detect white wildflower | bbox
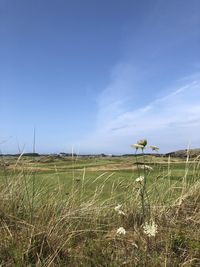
[116,227,126,235]
[131,139,147,150]
[144,165,153,170]
[114,204,125,215]
[118,210,125,215]
[135,176,144,182]
[143,220,158,237]
[114,204,122,212]
[131,143,144,150]
[131,242,138,249]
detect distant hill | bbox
[165,148,200,158]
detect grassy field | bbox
[0,154,199,266]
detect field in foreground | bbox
[0,154,200,266]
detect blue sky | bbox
[1,0,200,154]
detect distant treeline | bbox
[1,149,200,158]
[0,153,40,157]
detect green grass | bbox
[0,154,199,266]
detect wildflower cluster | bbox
[131,139,159,152]
[131,139,147,151]
[143,220,158,237]
[131,139,159,222]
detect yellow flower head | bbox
[137,139,147,147]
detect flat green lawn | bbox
[0,155,197,204]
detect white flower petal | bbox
[136,176,144,182]
[116,227,126,235]
[118,210,125,215]
[114,204,122,211]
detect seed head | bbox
[137,139,147,147]
[150,145,159,151]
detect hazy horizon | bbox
[1,0,200,154]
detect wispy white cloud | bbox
[75,69,200,154]
[96,63,135,129]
